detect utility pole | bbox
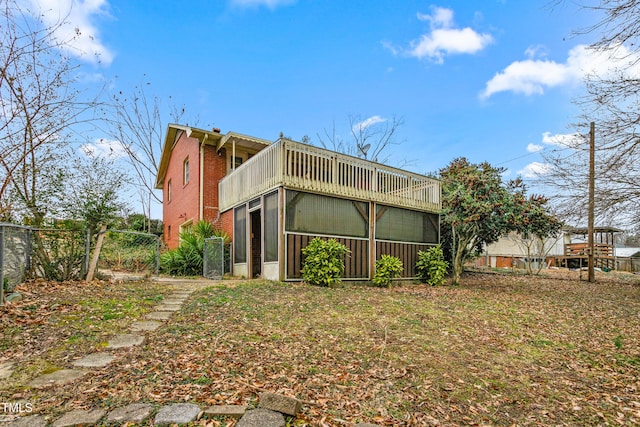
[588,122,595,283]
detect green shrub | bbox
[372,254,403,287]
[301,238,349,287]
[416,245,448,286]
[160,221,228,276]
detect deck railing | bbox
[564,243,614,257]
[219,139,441,212]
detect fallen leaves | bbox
[2,273,640,425]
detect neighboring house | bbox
[615,247,640,273]
[474,232,564,269]
[155,124,441,281]
[476,226,631,271]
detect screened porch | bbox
[218,138,441,213]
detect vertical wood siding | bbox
[375,241,433,278]
[286,234,369,280]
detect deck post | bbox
[279,188,286,281]
[587,122,595,282]
[369,201,376,280]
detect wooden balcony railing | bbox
[219,139,441,212]
[564,243,614,257]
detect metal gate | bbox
[203,237,225,279]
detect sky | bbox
[20,0,625,218]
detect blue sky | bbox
[24,0,619,217]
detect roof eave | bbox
[155,124,225,189]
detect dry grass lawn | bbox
[1,270,640,426]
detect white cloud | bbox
[524,44,548,59]
[76,71,106,83]
[81,138,127,159]
[481,43,640,99]
[417,6,454,27]
[542,131,584,149]
[23,0,114,65]
[518,162,552,178]
[352,115,386,132]
[230,0,296,8]
[527,143,544,153]
[391,7,492,64]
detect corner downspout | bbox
[199,134,208,221]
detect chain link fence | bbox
[98,229,160,277]
[1,223,161,304]
[0,224,31,298]
[31,227,90,282]
[203,236,226,279]
[0,223,89,303]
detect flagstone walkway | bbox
[1,279,249,426]
[1,278,381,427]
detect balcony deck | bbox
[553,243,616,270]
[219,139,441,213]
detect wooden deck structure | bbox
[553,227,621,270]
[219,137,441,281]
[219,138,440,212]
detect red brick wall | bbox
[163,132,201,249]
[163,138,236,249]
[202,146,227,232]
[201,145,233,239]
[219,209,234,240]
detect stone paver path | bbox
[237,409,285,427]
[130,320,163,332]
[71,352,114,368]
[3,279,354,426]
[5,414,48,427]
[154,403,201,426]
[52,409,105,427]
[155,304,182,311]
[204,404,247,419]
[145,311,172,320]
[28,369,89,387]
[105,403,154,424]
[0,362,15,379]
[105,334,145,349]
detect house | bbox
[615,247,640,273]
[155,124,442,281]
[474,231,564,269]
[475,226,630,271]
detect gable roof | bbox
[155,124,271,189]
[615,247,640,258]
[566,226,624,235]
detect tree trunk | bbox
[86,225,107,282]
[452,242,466,285]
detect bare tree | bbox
[316,114,405,165]
[543,1,640,228]
[0,0,100,224]
[102,82,190,230]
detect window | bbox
[375,205,439,244]
[285,191,368,238]
[234,205,247,263]
[233,156,243,169]
[183,157,190,185]
[167,225,172,240]
[167,179,172,202]
[264,191,278,262]
[180,220,193,234]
